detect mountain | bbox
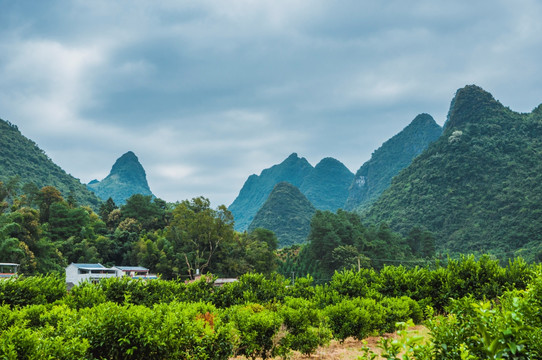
[345,113,442,211]
[229,153,354,231]
[229,153,314,231]
[363,85,542,258]
[0,118,101,208]
[87,151,153,205]
[248,182,316,247]
[300,157,354,211]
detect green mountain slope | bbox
[229,153,354,231]
[0,118,101,208]
[363,85,542,258]
[248,182,316,247]
[229,153,314,231]
[345,113,442,211]
[87,151,153,205]
[300,157,354,211]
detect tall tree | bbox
[166,197,235,279]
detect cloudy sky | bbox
[1,1,541,206]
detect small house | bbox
[113,266,158,280]
[0,263,19,279]
[65,263,117,289]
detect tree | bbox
[121,194,167,231]
[0,214,24,262]
[37,186,64,223]
[99,197,117,222]
[407,226,436,258]
[166,197,235,279]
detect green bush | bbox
[214,273,288,308]
[0,275,65,307]
[280,297,331,356]
[65,301,235,360]
[225,303,285,360]
[0,326,89,360]
[325,297,384,341]
[64,281,106,309]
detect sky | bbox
[1,0,542,207]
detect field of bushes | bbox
[1,255,542,359]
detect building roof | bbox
[115,266,149,271]
[70,263,107,269]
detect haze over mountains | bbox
[229,113,443,237]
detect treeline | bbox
[279,209,435,281]
[0,255,540,358]
[0,180,277,278]
[1,179,433,280]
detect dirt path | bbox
[232,325,429,360]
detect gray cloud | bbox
[1,0,542,206]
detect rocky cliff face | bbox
[87,151,153,205]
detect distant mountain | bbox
[229,153,314,231]
[248,182,316,248]
[87,151,153,205]
[345,113,442,211]
[363,85,542,258]
[0,118,101,208]
[229,153,353,231]
[300,157,354,211]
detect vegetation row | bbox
[1,255,541,359]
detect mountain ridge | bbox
[0,118,101,208]
[344,113,442,210]
[363,85,542,258]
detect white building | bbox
[65,263,118,288]
[0,263,19,279]
[112,266,157,280]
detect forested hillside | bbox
[300,157,354,211]
[345,113,442,211]
[87,151,154,205]
[0,118,101,208]
[363,85,542,258]
[248,182,316,247]
[229,153,353,232]
[229,153,314,231]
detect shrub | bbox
[280,297,332,356]
[0,275,65,307]
[225,303,285,360]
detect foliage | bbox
[166,197,236,279]
[248,182,316,247]
[229,153,353,232]
[345,113,442,211]
[0,275,66,307]
[363,85,542,257]
[299,157,354,211]
[0,119,100,209]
